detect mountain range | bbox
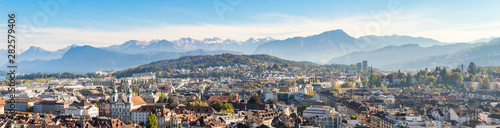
[381,38,500,70]
[253,29,444,63]
[18,45,77,62]
[2,46,241,73]
[106,37,274,54]
[1,29,498,73]
[327,43,479,67]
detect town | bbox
[0,60,500,128]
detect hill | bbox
[381,38,500,70]
[113,53,319,78]
[328,43,477,67]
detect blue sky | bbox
[1,0,500,51]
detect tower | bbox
[362,60,368,72]
[112,87,118,102]
[357,63,362,72]
[127,88,133,103]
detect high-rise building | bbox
[362,60,368,72]
[356,63,362,72]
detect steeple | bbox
[127,88,132,95]
[112,87,118,102]
[127,88,133,103]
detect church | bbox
[110,87,147,123]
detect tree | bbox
[426,76,436,85]
[272,64,281,70]
[167,96,174,103]
[451,72,464,87]
[146,113,157,128]
[332,82,341,88]
[157,93,167,103]
[369,74,379,87]
[467,75,476,82]
[296,78,306,84]
[475,77,483,83]
[341,82,354,88]
[467,62,477,74]
[440,67,448,83]
[189,101,209,107]
[451,68,461,73]
[117,84,127,91]
[220,103,234,113]
[381,84,388,93]
[248,95,263,104]
[350,115,357,119]
[211,101,224,111]
[132,87,141,93]
[385,74,395,84]
[483,76,491,89]
[362,79,369,87]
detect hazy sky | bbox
[1,0,500,51]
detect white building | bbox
[131,104,179,127]
[111,88,147,124]
[65,101,99,117]
[302,105,335,118]
[311,112,343,128]
[263,91,275,102]
[215,112,245,125]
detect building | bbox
[311,112,343,128]
[362,60,368,72]
[0,98,4,114]
[302,104,335,119]
[65,101,99,118]
[132,104,179,128]
[141,92,160,103]
[255,108,279,126]
[357,63,363,72]
[95,99,112,117]
[4,98,42,112]
[111,88,147,124]
[88,93,110,100]
[33,100,69,115]
[464,82,482,89]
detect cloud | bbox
[2,10,500,51]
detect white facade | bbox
[303,106,335,119]
[264,91,275,101]
[111,88,146,124]
[65,102,99,117]
[311,112,343,128]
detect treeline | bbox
[18,72,108,79]
[113,53,360,78]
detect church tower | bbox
[112,87,118,102]
[127,88,133,103]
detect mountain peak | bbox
[322,29,348,35]
[316,29,353,40]
[27,46,48,52]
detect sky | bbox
[1,0,500,51]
